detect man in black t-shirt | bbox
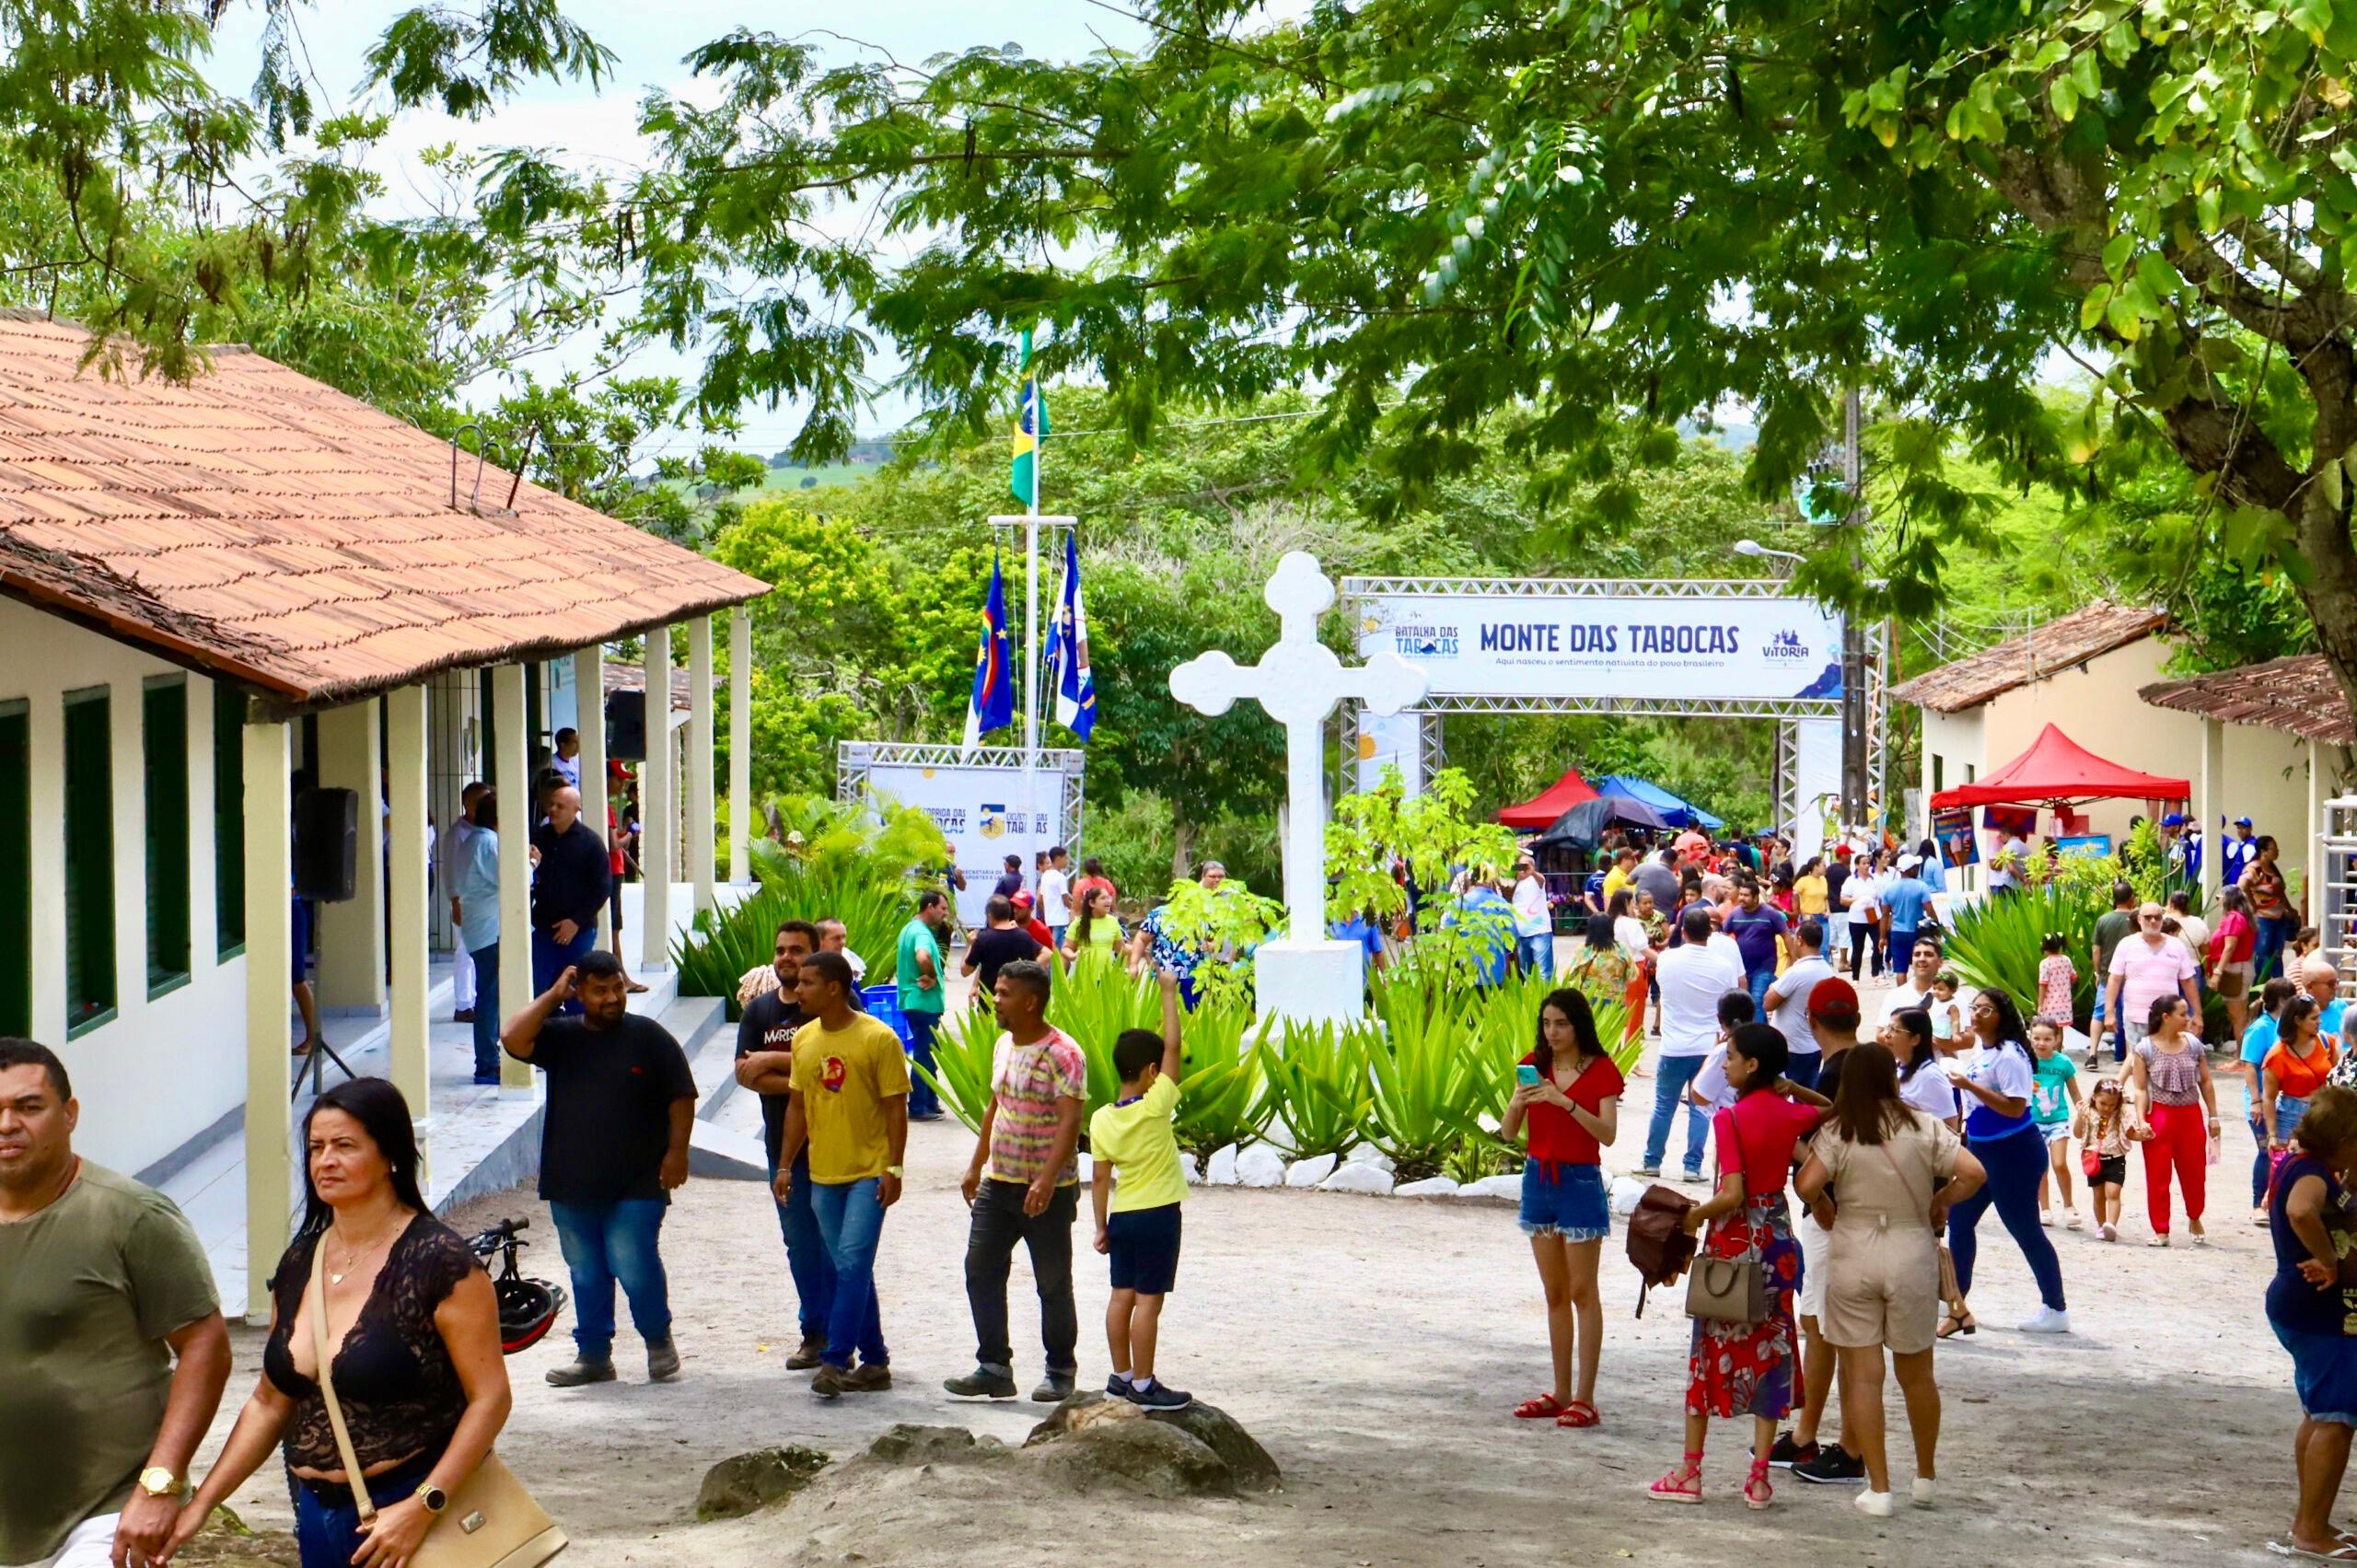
[530,785,612,1014]
[734,919,834,1369]
[504,949,696,1387]
[960,896,1052,998]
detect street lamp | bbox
[1732,539,1806,576]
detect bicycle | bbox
[465,1218,567,1355]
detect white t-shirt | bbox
[1881,977,1977,1029]
[1705,931,1744,970]
[1038,868,1072,923]
[1766,955,1837,1058]
[1898,1060,1961,1121]
[1512,875,1550,938]
[1616,916,1653,960]
[1956,1040,2036,1101]
[552,753,580,787]
[1988,835,2026,889]
[1848,876,1881,924]
[1655,943,1745,1057]
[1691,1044,1739,1111]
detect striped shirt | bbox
[988,1027,1088,1186]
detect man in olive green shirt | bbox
[0,1040,228,1568]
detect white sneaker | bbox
[1855,1489,1895,1517]
[2018,1307,2072,1334]
[2099,1223,2118,1242]
[2039,1211,2055,1227]
[1912,1477,1937,1506]
[2065,1212,2084,1230]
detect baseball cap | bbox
[2160,811,2186,827]
[1807,975,1861,1020]
[2234,815,2254,827]
[1012,889,1036,909]
[1833,843,1853,858]
[607,758,631,781]
[1898,854,1922,872]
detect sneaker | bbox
[785,1332,827,1371]
[453,1008,475,1023]
[1794,1444,1866,1485]
[1855,1489,1895,1517]
[2065,1212,2084,1230]
[2039,1210,2055,1228]
[943,1367,1019,1401]
[843,1362,892,1392]
[1634,1167,1662,1179]
[646,1338,681,1383]
[1032,1372,1076,1403]
[1128,1380,1192,1411]
[811,1364,848,1399]
[471,1074,502,1086]
[1678,1168,1706,1185]
[1106,1372,1133,1398]
[2018,1307,2073,1334]
[1761,1433,1817,1469]
[544,1355,616,1388]
[2099,1223,2119,1242]
[1912,1476,1938,1506]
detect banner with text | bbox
[1353,589,1847,703]
[844,747,1084,928]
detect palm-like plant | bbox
[1174,997,1278,1156]
[1260,1019,1376,1160]
[674,862,913,1016]
[1944,883,2107,1024]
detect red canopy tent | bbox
[1927,723,2190,810]
[1498,765,1601,830]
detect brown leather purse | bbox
[307,1239,566,1567]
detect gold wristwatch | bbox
[418,1483,450,1515]
[137,1467,178,1498]
[886,1164,905,1178]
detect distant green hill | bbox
[662,451,889,502]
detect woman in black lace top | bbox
[170,1079,511,1567]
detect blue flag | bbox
[961,550,1016,751]
[1044,530,1097,741]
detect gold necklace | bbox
[325,1217,401,1285]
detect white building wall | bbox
[0,597,246,1176]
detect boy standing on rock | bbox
[1089,972,1191,1411]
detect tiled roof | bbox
[1890,600,2167,714]
[0,311,766,709]
[2139,654,2355,744]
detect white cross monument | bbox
[1168,552,1429,1026]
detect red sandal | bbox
[1648,1454,1702,1504]
[1744,1458,1774,1510]
[1514,1394,1568,1420]
[1555,1400,1600,1429]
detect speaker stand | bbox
[291,1036,359,1101]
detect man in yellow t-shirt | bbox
[1600,846,1637,915]
[1087,973,1191,1411]
[778,951,909,1398]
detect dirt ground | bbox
[192,990,2314,1567]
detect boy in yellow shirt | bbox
[1089,972,1190,1410]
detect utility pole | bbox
[1840,385,1872,830]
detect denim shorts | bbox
[1108,1202,1183,1295]
[2276,1318,2357,1426]
[1519,1161,1608,1241]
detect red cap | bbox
[1832,842,1853,857]
[607,759,632,781]
[1012,890,1035,909]
[1807,975,1860,1019]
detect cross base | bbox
[1254,939,1365,1032]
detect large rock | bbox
[864,1424,1007,1466]
[1235,1144,1287,1188]
[1028,1392,1281,1493]
[1204,1144,1241,1185]
[1341,1145,1397,1174]
[1395,1175,1460,1198]
[1318,1162,1395,1196]
[1284,1153,1339,1188]
[1178,1150,1202,1185]
[1035,1414,1237,1498]
[1458,1172,1524,1201]
[696,1446,830,1520]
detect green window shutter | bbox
[144,679,191,995]
[0,701,28,1037]
[63,687,116,1036]
[214,685,247,957]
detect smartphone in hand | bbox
[1515,1063,1542,1087]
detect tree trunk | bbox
[1171,807,1195,884]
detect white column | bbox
[689,614,717,914]
[493,666,534,1093]
[728,608,751,886]
[2200,716,2226,909]
[313,699,385,1012]
[2311,739,2327,925]
[640,630,674,972]
[575,645,610,947]
[241,716,292,1322]
[386,686,432,1174]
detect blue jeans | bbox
[1948,1125,2066,1311]
[810,1178,889,1369]
[468,941,501,1078]
[549,1198,672,1358]
[2257,914,2298,983]
[1745,969,1775,1015]
[1644,1053,1711,1176]
[294,1451,434,1568]
[1516,932,1554,979]
[771,1147,835,1340]
[533,923,597,1014]
[904,1009,943,1119]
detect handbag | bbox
[1684,1112,1769,1325]
[307,1239,566,1568]
[2081,1147,2102,1179]
[1625,1183,1699,1318]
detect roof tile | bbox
[1891,601,2167,714]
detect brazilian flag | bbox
[1009,328,1049,507]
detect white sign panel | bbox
[1353,589,1846,703]
[845,748,1082,928]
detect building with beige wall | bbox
[1897,602,2322,900]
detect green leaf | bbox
[2050,77,2080,122]
[2080,283,2114,331]
[2102,233,2134,276]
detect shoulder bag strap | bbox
[1721,1106,1761,1262]
[307,1238,378,1524]
[1874,1129,1935,1223]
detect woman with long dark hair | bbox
[171,1080,512,1567]
[1795,1044,1986,1515]
[1502,989,1623,1430]
[1944,990,2070,1332]
[1652,1025,1821,1510]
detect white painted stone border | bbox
[1185,1140,1656,1213]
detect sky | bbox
[203,1,1180,451]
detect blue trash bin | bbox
[860,984,912,1048]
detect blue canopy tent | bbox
[1594,775,1724,830]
